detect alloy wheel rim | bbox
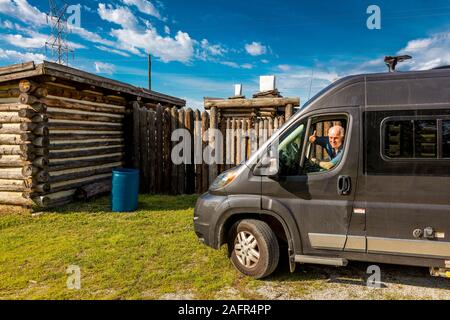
[234,231,260,268]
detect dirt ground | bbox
[234,262,449,300]
[162,262,450,300]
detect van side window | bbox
[365,110,450,176]
[384,120,438,158]
[303,117,348,174]
[444,120,450,158]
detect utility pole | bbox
[148,53,152,90]
[45,0,73,65]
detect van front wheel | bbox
[229,219,280,279]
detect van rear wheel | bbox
[229,219,280,279]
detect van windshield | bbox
[278,121,307,176]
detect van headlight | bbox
[209,165,243,191]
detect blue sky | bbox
[1,0,450,108]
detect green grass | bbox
[0,195,264,300]
[1,195,446,300]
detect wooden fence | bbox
[132,104,294,195]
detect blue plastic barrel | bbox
[111,168,140,212]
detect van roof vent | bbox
[384,55,412,72]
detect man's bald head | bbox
[328,125,345,149]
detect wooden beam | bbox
[204,97,300,109]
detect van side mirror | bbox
[253,152,279,177]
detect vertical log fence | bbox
[133,105,295,195]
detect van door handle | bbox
[337,176,351,195]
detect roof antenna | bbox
[307,68,314,100]
[384,55,412,72]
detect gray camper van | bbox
[194,67,450,279]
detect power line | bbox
[44,0,74,65]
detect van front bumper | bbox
[193,192,229,249]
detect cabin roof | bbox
[0,61,185,107]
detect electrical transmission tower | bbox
[45,0,73,65]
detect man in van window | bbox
[308,125,345,170]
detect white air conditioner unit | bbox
[234,84,242,96]
[260,75,276,92]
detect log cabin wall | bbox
[0,61,185,208]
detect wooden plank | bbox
[49,162,122,183]
[41,61,185,107]
[208,107,218,185]
[236,119,242,164]
[155,105,163,193]
[163,108,172,194]
[170,107,178,195]
[285,104,294,120]
[0,62,35,76]
[204,97,300,109]
[139,107,149,193]
[201,111,209,193]
[185,108,194,194]
[132,102,140,169]
[194,110,202,194]
[224,118,231,169]
[177,109,185,195]
[147,110,156,193]
[75,179,111,199]
[49,154,123,171]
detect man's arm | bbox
[318,150,343,170]
[315,136,328,148]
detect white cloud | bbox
[122,0,162,20]
[398,32,450,70]
[278,64,291,72]
[220,61,253,69]
[69,25,116,47]
[245,42,267,56]
[1,32,85,50]
[110,28,195,63]
[94,61,116,75]
[196,39,227,60]
[261,59,270,64]
[95,45,130,57]
[164,25,170,34]
[98,3,138,30]
[83,5,93,13]
[0,0,46,26]
[0,19,14,29]
[0,47,46,63]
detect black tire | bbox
[228,219,280,279]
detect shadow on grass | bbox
[263,249,449,290]
[45,194,199,214]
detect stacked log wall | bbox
[0,78,126,208]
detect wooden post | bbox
[209,107,218,185]
[236,120,242,165]
[201,111,209,193]
[170,107,178,195]
[185,108,195,194]
[147,110,155,193]
[132,102,140,169]
[155,105,163,193]
[194,110,202,194]
[139,107,149,193]
[285,103,293,120]
[163,108,172,194]
[177,109,185,195]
